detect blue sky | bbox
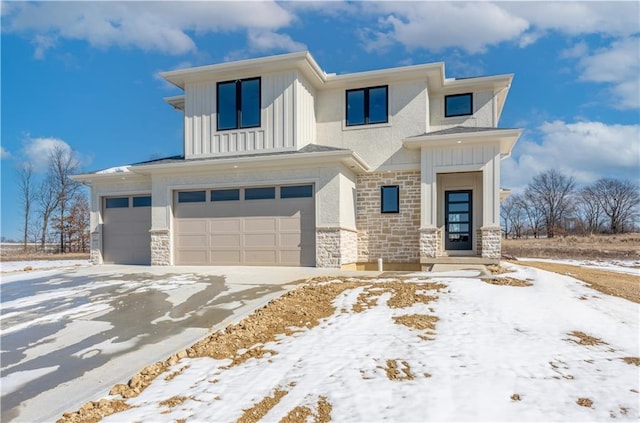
[1,1,639,240]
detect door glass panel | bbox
[448,213,469,222]
[449,203,469,212]
[449,192,469,202]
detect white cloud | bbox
[21,137,73,173]
[0,146,10,159]
[361,2,529,54]
[247,30,306,53]
[3,1,296,56]
[576,37,640,109]
[503,120,640,192]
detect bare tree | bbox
[501,194,525,239]
[588,178,640,234]
[524,169,575,238]
[17,162,37,252]
[577,186,603,234]
[48,146,81,253]
[36,174,59,251]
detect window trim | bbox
[380,185,400,214]
[216,77,261,131]
[346,85,388,127]
[444,93,473,118]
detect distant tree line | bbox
[501,169,640,239]
[17,146,89,253]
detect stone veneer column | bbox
[316,227,358,268]
[150,229,171,266]
[419,227,439,259]
[480,226,502,259]
[90,231,102,264]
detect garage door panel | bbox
[177,234,209,248]
[211,234,241,248]
[176,250,209,265]
[174,186,315,266]
[103,197,151,265]
[177,220,208,234]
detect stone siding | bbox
[316,227,358,268]
[90,232,102,264]
[357,171,421,263]
[419,227,440,259]
[150,229,171,266]
[480,226,501,259]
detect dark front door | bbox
[445,190,472,251]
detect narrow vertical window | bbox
[217,77,261,130]
[381,185,399,213]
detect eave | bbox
[403,128,522,156]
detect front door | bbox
[445,190,472,251]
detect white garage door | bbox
[102,195,152,265]
[174,185,315,266]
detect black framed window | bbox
[281,185,313,199]
[346,86,388,126]
[217,77,261,131]
[381,185,399,213]
[211,189,240,202]
[132,196,151,207]
[245,187,275,200]
[105,197,129,208]
[445,93,473,117]
[178,191,206,203]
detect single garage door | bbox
[174,185,315,266]
[102,195,152,265]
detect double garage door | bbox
[102,195,152,265]
[174,184,316,266]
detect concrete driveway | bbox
[0,264,365,422]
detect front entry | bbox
[445,190,472,251]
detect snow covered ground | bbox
[89,262,639,422]
[0,260,90,274]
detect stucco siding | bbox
[316,80,425,170]
[429,90,495,131]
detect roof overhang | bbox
[73,149,371,183]
[500,188,512,202]
[160,51,327,90]
[71,167,148,184]
[165,95,185,111]
[403,128,522,156]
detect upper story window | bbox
[346,86,388,126]
[445,93,473,117]
[217,77,261,131]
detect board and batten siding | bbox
[183,70,316,159]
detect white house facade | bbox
[73,52,521,269]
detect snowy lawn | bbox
[63,263,639,422]
[0,260,90,273]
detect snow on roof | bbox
[96,166,131,174]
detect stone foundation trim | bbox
[90,231,102,264]
[150,229,171,266]
[480,226,502,259]
[316,227,358,268]
[419,227,441,259]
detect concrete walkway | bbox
[0,265,375,422]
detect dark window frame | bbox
[132,196,152,207]
[346,85,388,126]
[216,77,261,131]
[245,187,276,200]
[211,189,240,202]
[177,191,206,203]
[444,93,473,117]
[281,185,314,199]
[105,197,129,209]
[381,185,400,214]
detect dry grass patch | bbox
[516,261,640,303]
[577,397,593,408]
[393,314,438,340]
[567,331,607,346]
[487,264,514,275]
[280,396,332,423]
[159,395,188,409]
[237,390,288,423]
[383,359,415,381]
[352,282,445,313]
[482,277,533,287]
[503,234,640,260]
[622,357,640,366]
[58,399,131,423]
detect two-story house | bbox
[73,51,521,269]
